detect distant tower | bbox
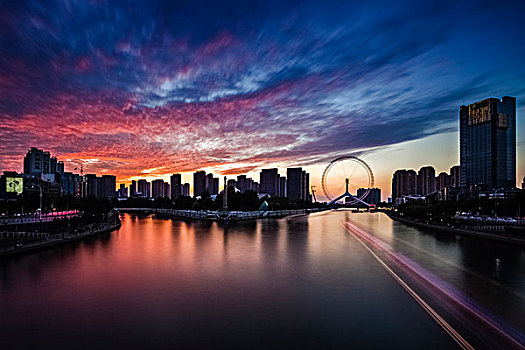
[223,176,228,210]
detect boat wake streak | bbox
[343,221,525,350]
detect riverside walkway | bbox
[117,207,327,221]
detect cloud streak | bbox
[0,0,524,182]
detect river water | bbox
[1,211,524,348]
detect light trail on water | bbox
[343,221,525,349]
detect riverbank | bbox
[0,220,121,257]
[385,211,525,246]
[118,207,328,221]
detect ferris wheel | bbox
[321,156,374,204]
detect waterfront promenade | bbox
[117,207,328,221]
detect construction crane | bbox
[311,185,317,203]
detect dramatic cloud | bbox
[1,0,524,182]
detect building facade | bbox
[460,96,516,190]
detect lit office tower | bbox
[170,174,182,199]
[152,179,165,198]
[260,168,279,196]
[193,171,206,197]
[391,169,417,205]
[449,166,460,188]
[417,166,435,196]
[460,96,516,189]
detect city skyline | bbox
[1,1,525,200]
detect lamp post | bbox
[31,184,43,220]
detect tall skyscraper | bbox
[152,179,165,198]
[100,175,116,198]
[130,180,137,197]
[193,171,206,197]
[356,188,381,204]
[164,182,171,199]
[449,166,460,188]
[137,179,148,197]
[460,96,516,189]
[391,169,417,205]
[260,168,279,196]
[84,174,98,197]
[436,172,450,191]
[417,166,436,196]
[170,174,182,199]
[182,183,190,197]
[286,168,309,201]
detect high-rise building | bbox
[286,168,309,201]
[84,174,98,197]
[193,171,206,197]
[460,96,516,189]
[227,179,236,189]
[279,177,287,197]
[130,180,137,197]
[417,166,436,196]
[449,166,460,188]
[182,183,190,197]
[164,182,170,198]
[137,179,148,197]
[100,175,116,198]
[303,171,310,202]
[260,168,279,196]
[436,172,450,191]
[391,169,417,205]
[152,179,165,198]
[170,174,182,199]
[287,168,303,201]
[118,183,128,197]
[356,188,381,204]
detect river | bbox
[1,211,524,348]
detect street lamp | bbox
[31,184,43,220]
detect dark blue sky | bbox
[0,0,524,193]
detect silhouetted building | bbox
[84,174,98,197]
[182,183,190,197]
[450,165,460,188]
[100,175,116,198]
[460,96,516,189]
[164,182,170,198]
[152,179,165,198]
[357,188,381,204]
[130,180,137,197]
[137,179,148,197]
[436,172,449,191]
[118,183,128,198]
[279,177,287,197]
[193,171,206,197]
[170,174,182,199]
[391,169,417,205]
[417,166,435,196]
[286,168,309,201]
[260,168,279,196]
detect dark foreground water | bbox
[1,211,524,349]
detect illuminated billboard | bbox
[6,177,23,194]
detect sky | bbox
[1,0,524,200]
